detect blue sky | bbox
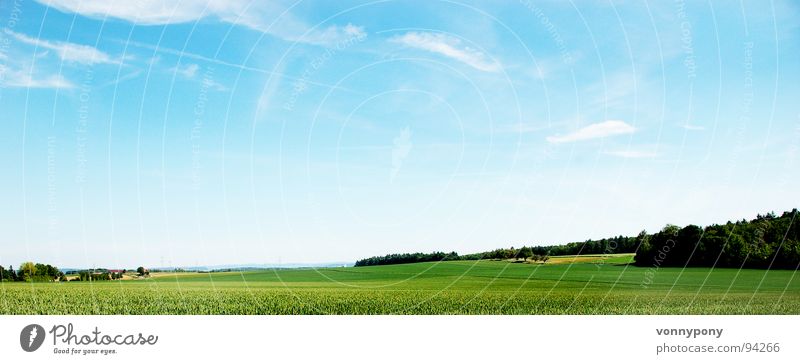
[1,0,798,268]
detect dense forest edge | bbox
[355,209,800,269]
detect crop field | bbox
[1,256,798,314]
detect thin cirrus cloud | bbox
[680,123,706,131]
[546,120,636,143]
[0,64,74,88]
[5,29,119,65]
[34,0,366,46]
[602,150,658,159]
[391,32,501,72]
[171,63,200,79]
[168,62,227,91]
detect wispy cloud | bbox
[5,29,118,65]
[36,0,365,46]
[282,23,365,46]
[602,150,658,158]
[546,120,635,143]
[495,121,551,134]
[168,62,227,91]
[680,123,706,131]
[170,63,199,78]
[391,32,501,72]
[37,0,217,25]
[0,64,73,88]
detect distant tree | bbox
[507,247,517,260]
[19,262,36,280]
[9,265,18,281]
[778,239,800,269]
[47,264,59,278]
[675,225,703,266]
[519,246,533,261]
[354,251,461,267]
[28,263,59,280]
[136,267,148,276]
[34,263,48,277]
[541,255,550,264]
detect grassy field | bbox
[2,255,798,314]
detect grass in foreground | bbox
[1,256,798,314]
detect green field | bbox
[2,256,798,314]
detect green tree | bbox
[136,267,147,276]
[9,265,18,281]
[19,262,36,280]
[519,246,533,261]
[34,263,47,277]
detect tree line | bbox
[0,262,65,282]
[355,209,799,269]
[354,231,641,267]
[634,209,799,269]
[0,262,151,282]
[354,238,631,267]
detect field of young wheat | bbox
[2,258,798,314]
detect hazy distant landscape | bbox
[2,209,798,315]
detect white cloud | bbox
[680,123,706,131]
[0,64,74,89]
[602,150,658,158]
[168,63,227,91]
[546,120,636,143]
[171,63,199,78]
[391,32,501,72]
[37,0,217,25]
[5,29,118,65]
[496,122,551,134]
[35,0,366,46]
[280,23,365,46]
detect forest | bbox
[635,209,799,269]
[355,209,799,269]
